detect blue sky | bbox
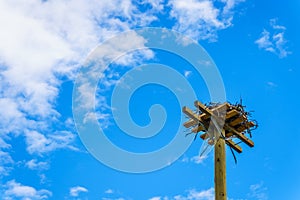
[0,0,299,200]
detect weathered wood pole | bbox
[214,131,227,200]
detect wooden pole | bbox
[215,130,227,200]
[182,101,256,200]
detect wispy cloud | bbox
[102,189,130,200]
[0,0,246,155]
[25,159,49,171]
[0,150,14,177]
[102,198,126,200]
[105,189,114,194]
[190,155,207,164]
[149,197,162,200]
[141,0,165,13]
[0,0,160,158]
[149,188,215,200]
[266,81,277,88]
[255,18,290,58]
[2,180,52,200]
[24,130,77,155]
[75,31,155,129]
[0,0,246,185]
[180,154,208,164]
[169,0,244,41]
[69,186,88,197]
[184,70,192,78]
[0,138,14,176]
[247,181,268,200]
[181,188,214,200]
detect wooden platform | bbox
[182,100,256,153]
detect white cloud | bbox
[270,18,286,30]
[0,151,13,164]
[24,130,77,155]
[255,19,290,58]
[180,155,190,163]
[0,0,160,157]
[149,197,162,200]
[75,31,155,129]
[141,0,165,12]
[0,137,13,176]
[248,182,268,200]
[255,30,274,53]
[149,188,214,200]
[102,189,129,200]
[0,0,245,176]
[0,138,11,149]
[169,0,243,41]
[25,159,49,170]
[184,70,192,78]
[39,174,47,185]
[266,81,277,88]
[185,188,214,200]
[102,198,126,200]
[86,31,154,67]
[0,150,14,176]
[0,98,29,135]
[3,180,52,200]
[221,0,245,14]
[190,155,207,164]
[70,186,88,197]
[105,189,114,194]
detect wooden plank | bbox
[226,139,242,153]
[194,101,228,131]
[194,101,228,116]
[183,107,210,134]
[236,121,256,132]
[202,103,229,119]
[194,100,212,114]
[190,109,243,133]
[183,103,228,128]
[182,106,201,122]
[229,115,246,127]
[200,133,209,140]
[249,121,256,127]
[225,132,233,138]
[183,113,206,128]
[194,101,240,120]
[225,109,240,119]
[183,119,197,128]
[183,106,214,134]
[226,121,256,137]
[223,124,254,147]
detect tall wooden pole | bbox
[182,101,256,200]
[214,130,227,200]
